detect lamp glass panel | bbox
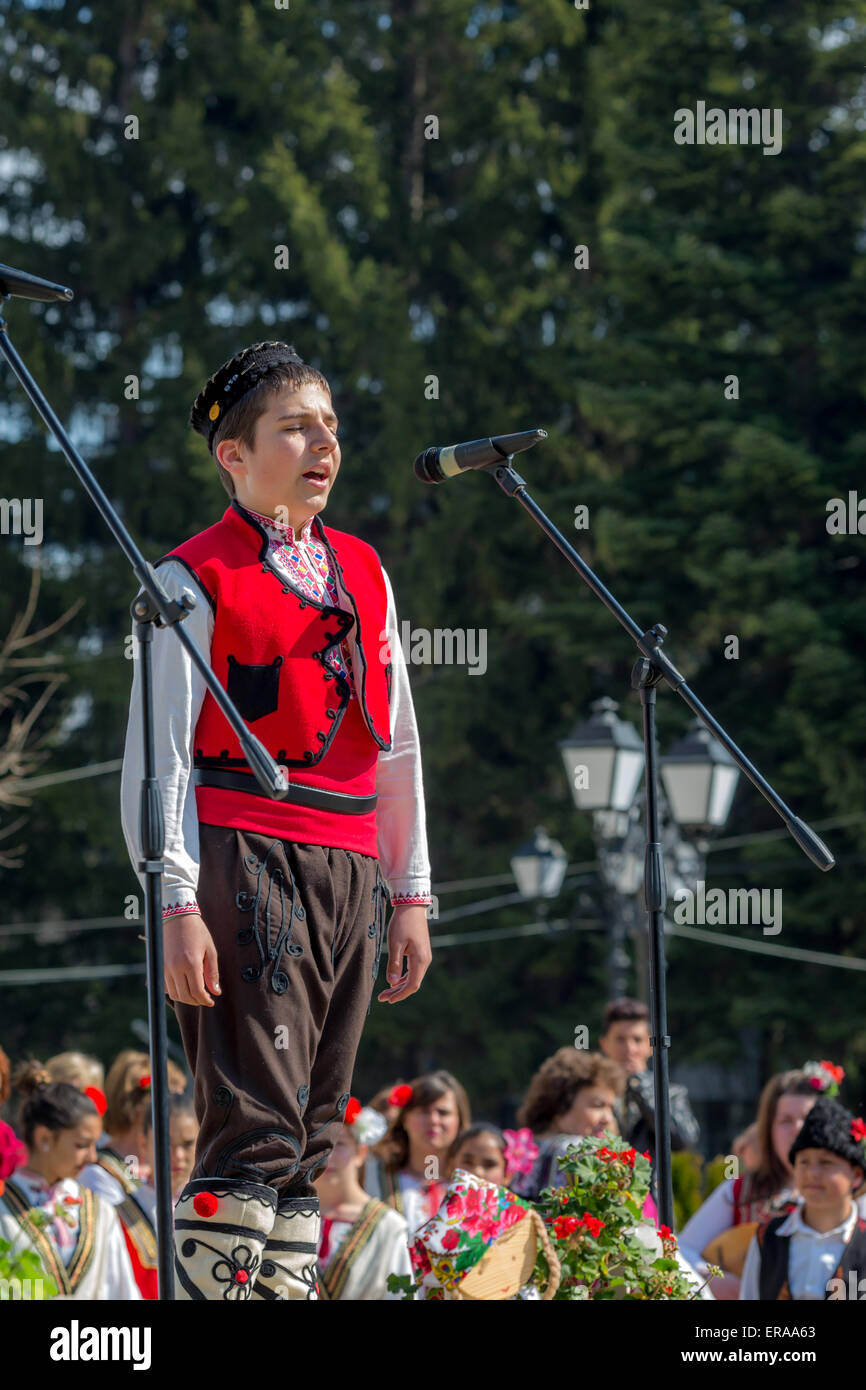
[662,764,712,826]
[564,747,616,810]
[511,857,540,899]
[708,765,739,826]
[538,854,568,898]
[610,748,645,812]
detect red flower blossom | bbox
[193,1192,219,1218]
[63,1196,82,1206]
[658,1225,673,1240]
[820,1060,845,1085]
[582,1214,605,1238]
[0,1121,27,1181]
[851,1118,866,1143]
[808,1077,823,1090]
[553,1215,581,1240]
[441,1228,460,1252]
[388,1084,413,1108]
[343,1097,362,1124]
[138,1075,151,1091]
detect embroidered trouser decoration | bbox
[250,1195,321,1301]
[173,1178,277,1301]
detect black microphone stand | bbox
[478,450,835,1231]
[0,286,289,1299]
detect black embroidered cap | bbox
[189,341,306,454]
[788,1095,866,1171]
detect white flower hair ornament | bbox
[345,1102,388,1147]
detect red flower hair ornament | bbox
[84,1086,107,1116]
[801,1060,845,1098]
[388,1084,413,1109]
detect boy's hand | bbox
[163,913,221,1007]
[377,904,432,1004]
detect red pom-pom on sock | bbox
[193,1192,219,1217]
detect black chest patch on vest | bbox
[226,653,283,722]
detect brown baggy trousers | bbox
[171,823,389,1198]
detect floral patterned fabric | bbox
[409,1167,534,1298]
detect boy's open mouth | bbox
[302,467,329,482]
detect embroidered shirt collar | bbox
[243,503,316,546]
[779,1199,858,1241]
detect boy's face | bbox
[793,1147,861,1209]
[216,385,340,532]
[600,1021,652,1074]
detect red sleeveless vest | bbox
[160,501,392,855]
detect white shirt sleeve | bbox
[738,1232,761,1300]
[119,559,213,917]
[677,1178,737,1278]
[375,567,433,906]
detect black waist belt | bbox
[193,768,377,815]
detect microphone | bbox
[413,428,547,484]
[0,262,75,304]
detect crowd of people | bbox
[1,996,864,1301]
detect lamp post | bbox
[558,701,740,996]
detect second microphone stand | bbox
[479,452,834,1231]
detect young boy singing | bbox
[121,341,433,1300]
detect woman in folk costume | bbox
[313,1100,412,1300]
[680,1061,866,1299]
[0,1062,140,1299]
[78,1051,186,1298]
[120,342,433,1299]
[739,1095,866,1300]
[364,1073,470,1237]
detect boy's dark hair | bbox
[516,1048,626,1133]
[601,997,650,1033]
[211,361,332,499]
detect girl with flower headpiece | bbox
[0,1060,140,1299]
[78,1049,186,1299]
[363,1072,471,1238]
[312,1100,412,1300]
[680,1063,866,1300]
[448,1123,511,1187]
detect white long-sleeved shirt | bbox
[739,1198,859,1300]
[120,505,433,912]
